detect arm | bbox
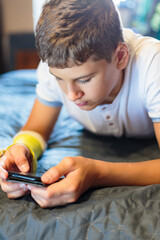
[93,122,160,187]
[21,98,61,141]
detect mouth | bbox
[75,101,88,107]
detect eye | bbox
[56,77,62,81]
[77,78,91,84]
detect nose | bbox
[66,85,84,102]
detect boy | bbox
[0,0,160,208]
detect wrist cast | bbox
[9,131,46,173]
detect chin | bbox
[78,104,97,111]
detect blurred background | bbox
[0,0,160,74]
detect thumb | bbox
[7,144,31,173]
[18,159,30,172]
[13,152,30,173]
[4,144,32,172]
[42,157,73,184]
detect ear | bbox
[114,43,129,70]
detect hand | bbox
[27,156,96,208]
[0,144,32,198]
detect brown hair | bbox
[36,0,124,68]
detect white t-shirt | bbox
[36,28,160,138]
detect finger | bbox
[28,184,65,208]
[31,193,69,208]
[1,181,27,193]
[30,176,78,201]
[27,185,47,206]
[27,183,59,202]
[42,157,75,184]
[11,150,30,173]
[7,189,29,199]
[0,155,8,169]
[0,155,19,173]
[29,179,78,208]
[5,144,30,172]
[0,163,8,180]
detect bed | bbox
[0,69,160,240]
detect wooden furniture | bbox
[15,49,40,70]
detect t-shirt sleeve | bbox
[145,51,160,122]
[36,61,63,107]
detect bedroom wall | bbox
[1,0,40,72]
[2,0,33,35]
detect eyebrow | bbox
[49,71,96,81]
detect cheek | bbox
[94,76,108,93]
[93,77,113,99]
[87,81,106,99]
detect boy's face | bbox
[49,56,123,111]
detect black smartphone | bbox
[6,171,48,188]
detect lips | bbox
[75,101,88,107]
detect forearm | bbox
[21,99,61,141]
[92,159,160,187]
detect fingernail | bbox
[42,175,52,184]
[45,176,52,181]
[20,184,27,191]
[20,164,28,172]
